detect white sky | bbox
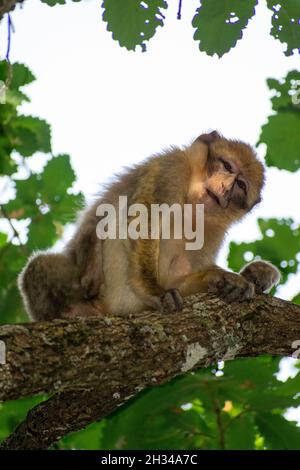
[0,0,300,302]
[0,0,300,420]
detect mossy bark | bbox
[0,293,300,449]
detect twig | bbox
[212,397,226,449]
[224,408,249,432]
[177,0,183,20]
[0,203,25,249]
[5,14,12,62]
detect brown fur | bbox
[18,131,279,320]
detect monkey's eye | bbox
[220,159,232,173]
[237,179,247,193]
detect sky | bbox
[0,0,300,417]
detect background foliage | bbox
[41,0,300,56]
[0,0,300,451]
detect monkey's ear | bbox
[195,130,221,145]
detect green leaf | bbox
[27,212,57,250]
[5,174,41,219]
[192,0,257,57]
[259,112,300,171]
[41,0,81,4]
[266,70,300,111]
[292,292,300,304]
[57,421,106,450]
[226,414,256,449]
[0,233,7,247]
[0,61,35,90]
[228,218,300,284]
[10,63,36,90]
[224,356,280,386]
[12,116,51,157]
[0,284,27,324]
[255,412,300,449]
[100,374,218,450]
[267,0,300,56]
[102,0,168,51]
[0,148,17,176]
[0,244,27,287]
[51,192,85,224]
[41,0,66,5]
[40,154,76,201]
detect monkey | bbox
[18,131,280,321]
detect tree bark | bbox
[0,293,300,449]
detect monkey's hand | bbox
[240,260,280,294]
[207,270,255,302]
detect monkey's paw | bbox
[208,271,255,302]
[240,260,280,294]
[160,288,183,313]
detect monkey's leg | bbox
[173,267,255,303]
[240,260,280,294]
[67,211,103,300]
[18,252,83,321]
[76,239,103,299]
[128,238,183,313]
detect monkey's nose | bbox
[219,195,229,208]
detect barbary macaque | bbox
[19,131,280,321]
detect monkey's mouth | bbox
[206,189,220,207]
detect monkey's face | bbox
[200,138,265,222]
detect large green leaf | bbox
[259,70,300,171]
[40,154,76,202]
[292,292,300,304]
[255,412,300,449]
[267,70,300,111]
[27,212,57,250]
[192,0,257,57]
[57,421,106,450]
[10,63,36,90]
[0,62,35,107]
[259,112,300,171]
[11,116,51,157]
[226,414,256,450]
[102,0,168,51]
[4,174,41,219]
[50,193,84,224]
[267,0,300,56]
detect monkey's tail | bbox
[18,251,80,321]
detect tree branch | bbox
[0,0,23,20]
[0,293,300,449]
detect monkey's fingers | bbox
[160,289,183,313]
[208,272,255,302]
[222,283,254,302]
